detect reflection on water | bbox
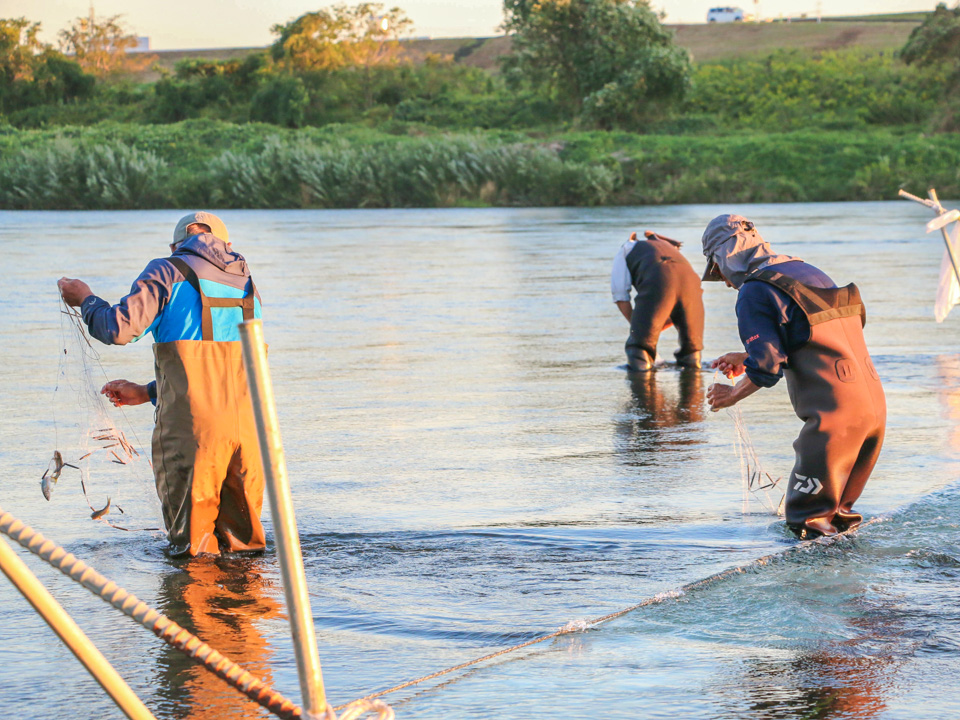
[936,354,960,451]
[615,368,706,467]
[739,650,890,720]
[154,557,281,720]
[734,604,904,720]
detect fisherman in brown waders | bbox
[702,214,886,539]
[611,231,705,371]
[57,212,265,557]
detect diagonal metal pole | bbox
[239,319,329,720]
[0,534,156,720]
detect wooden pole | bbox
[239,319,329,719]
[0,534,156,720]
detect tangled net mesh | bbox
[711,370,784,516]
[49,295,161,531]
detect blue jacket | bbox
[736,260,835,388]
[81,234,262,404]
[81,233,261,346]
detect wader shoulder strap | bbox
[643,231,682,248]
[167,257,258,341]
[748,268,866,328]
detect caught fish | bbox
[91,498,111,520]
[40,450,78,501]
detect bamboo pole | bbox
[239,319,329,720]
[898,188,960,287]
[927,188,960,289]
[0,534,156,720]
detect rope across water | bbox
[336,517,881,710]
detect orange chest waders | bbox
[152,258,266,556]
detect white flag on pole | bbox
[935,220,960,323]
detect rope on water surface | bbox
[0,505,395,720]
[0,505,297,720]
[335,517,883,711]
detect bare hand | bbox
[706,382,737,411]
[58,277,93,307]
[101,380,150,407]
[711,352,748,379]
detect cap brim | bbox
[702,260,722,282]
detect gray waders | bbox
[153,258,266,557]
[624,233,705,371]
[749,269,886,538]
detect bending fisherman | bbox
[611,230,705,371]
[57,212,266,557]
[702,214,886,538]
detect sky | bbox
[5,0,942,50]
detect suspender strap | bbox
[643,230,682,248]
[749,268,866,328]
[167,257,257,341]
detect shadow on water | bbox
[152,555,282,720]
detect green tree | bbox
[58,14,153,77]
[0,18,43,83]
[902,4,960,67]
[502,0,690,125]
[0,17,93,115]
[900,4,960,130]
[249,75,310,127]
[270,3,413,72]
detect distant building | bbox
[129,36,150,53]
[707,6,745,22]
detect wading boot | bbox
[626,348,655,372]
[675,350,701,369]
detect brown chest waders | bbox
[624,234,705,371]
[152,258,266,556]
[750,269,886,537]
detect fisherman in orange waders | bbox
[58,212,265,557]
[701,214,886,539]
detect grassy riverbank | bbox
[2,121,956,209]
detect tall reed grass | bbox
[207,136,619,208]
[4,123,960,209]
[0,142,169,209]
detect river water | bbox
[1,202,959,719]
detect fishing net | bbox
[47,294,162,532]
[712,370,784,516]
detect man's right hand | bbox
[711,352,748,379]
[101,380,150,407]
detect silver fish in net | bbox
[41,450,78,501]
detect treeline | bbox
[4,121,960,209]
[3,1,955,134]
[6,48,951,133]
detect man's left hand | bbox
[707,382,737,411]
[58,277,93,307]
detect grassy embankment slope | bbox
[140,18,920,75]
[6,15,954,209]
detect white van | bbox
[707,6,745,22]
